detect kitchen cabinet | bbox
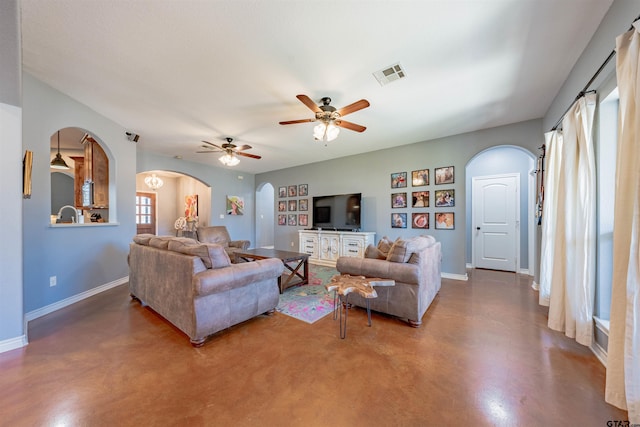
[72,140,109,209]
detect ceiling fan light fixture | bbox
[144,173,164,191]
[313,121,340,142]
[219,153,240,166]
[50,130,70,170]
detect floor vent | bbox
[373,63,406,86]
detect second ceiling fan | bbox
[279,94,370,142]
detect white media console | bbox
[298,230,376,267]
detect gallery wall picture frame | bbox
[279,186,287,198]
[288,214,297,226]
[288,185,297,197]
[288,200,297,211]
[278,201,287,212]
[412,213,429,229]
[434,189,455,207]
[278,214,286,226]
[412,169,429,187]
[391,192,407,208]
[391,172,407,188]
[299,199,308,211]
[412,191,429,208]
[435,212,455,229]
[298,214,308,227]
[298,184,308,197]
[435,166,455,185]
[391,213,407,228]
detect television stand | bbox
[298,230,375,267]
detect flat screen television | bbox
[312,193,361,231]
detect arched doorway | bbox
[255,183,275,248]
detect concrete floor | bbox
[0,268,628,426]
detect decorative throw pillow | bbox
[365,244,387,260]
[170,242,231,269]
[133,234,155,245]
[148,236,174,250]
[377,236,394,256]
[386,238,411,263]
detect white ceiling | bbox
[23,0,613,174]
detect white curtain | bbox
[605,22,640,423]
[544,92,597,346]
[539,130,563,306]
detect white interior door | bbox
[472,174,519,272]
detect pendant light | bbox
[50,130,70,170]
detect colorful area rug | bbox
[276,265,338,324]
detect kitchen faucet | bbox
[57,205,79,223]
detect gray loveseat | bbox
[336,235,442,327]
[128,234,284,346]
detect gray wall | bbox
[0,0,24,346]
[465,146,536,270]
[257,119,543,276]
[22,74,137,313]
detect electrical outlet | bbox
[49,276,57,287]
[291,242,294,247]
[219,214,224,219]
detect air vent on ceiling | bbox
[373,62,406,86]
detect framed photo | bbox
[278,201,287,212]
[412,191,429,208]
[391,172,407,188]
[391,192,407,208]
[226,195,244,215]
[391,213,407,229]
[298,214,308,227]
[288,200,297,211]
[288,214,297,226]
[412,213,429,229]
[279,186,287,198]
[434,189,455,207]
[435,166,455,185]
[412,169,429,186]
[299,199,308,211]
[435,212,455,229]
[278,214,286,226]
[298,184,308,197]
[288,185,297,197]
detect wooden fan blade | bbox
[296,94,322,113]
[196,150,222,153]
[236,151,261,159]
[337,99,370,117]
[279,118,315,125]
[336,120,366,133]
[234,144,252,151]
[202,140,224,150]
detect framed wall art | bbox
[435,212,455,229]
[299,199,308,211]
[412,169,429,187]
[298,214,308,227]
[412,191,429,208]
[288,185,297,197]
[391,213,407,228]
[278,201,287,212]
[391,172,407,188]
[298,184,308,197]
[288,214,297,226]
[435,166,454,185]
[226,195,244,215]
[412,213,429,229]
[434,189,455,207]
[279,186,287,198]
[288,200,297,211]
[278,214,286,226]
[391,192,407,208]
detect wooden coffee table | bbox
[235,248,309,293]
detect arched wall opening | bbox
[255,182,275,248]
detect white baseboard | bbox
[442,272,468,281]
[466,263,473,269]
[0,335,28,353]
[591,340,608,367]
[519,268,530,275]
[25,276,128,322]
[531,281,539,291]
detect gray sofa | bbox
[336,235,441,327]
[128,234,284,346]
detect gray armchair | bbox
[336,235,442,327]
[197,226,249,262]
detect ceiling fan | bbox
[197,137,261,166]
[279,95,370,142]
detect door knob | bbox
[476,227,481,230]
